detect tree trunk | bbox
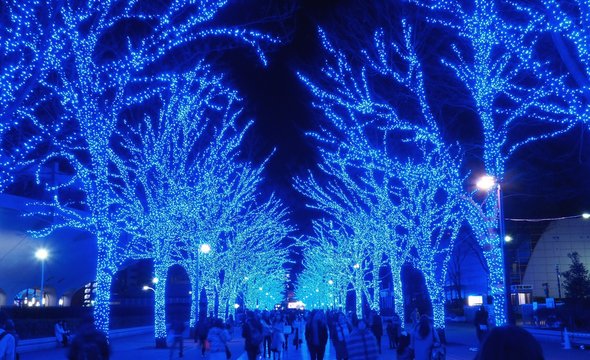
[483,244,508,326]
[93,264,113,335]
[189,272,198,328]
[206,286,216,317]
[154,264,169,346]
[391,266,405,325]
[424,275,446,330]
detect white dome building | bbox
[521,217,590,299]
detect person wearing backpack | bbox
[242,311,263,360]
[67,315,110,360]
[0,311,16,360]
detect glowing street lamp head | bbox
[199,243,211,254]
[476,175,496,191]
[152,277,159,284]
[328,279,334,285]
[142,285,150,291]
[234,303,240,309]
[35,248,49,260]
[504,235,513,242]
[582,213,590,219]
[353,263,360,269]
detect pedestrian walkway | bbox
[19,323,589,359]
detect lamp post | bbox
[556,265,562,299]
[35,248,49,306]
[477,175,512,325]
[195,243,211,321]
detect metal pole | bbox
[196,251,200,321]
[40,260,45,306]
[556,265,561,299]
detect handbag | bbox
[225,345,232,359]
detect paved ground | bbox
[19,323,588,360]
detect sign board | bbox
[546,298,555,309]
[467,295,483,307]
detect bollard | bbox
[563,328,571,350]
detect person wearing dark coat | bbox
[67,315,110,360]
[474,305,489,343]
[370,311,383,353]
[242,311,264,360]
[305,310,329,360]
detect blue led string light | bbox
[408,0,579,326]
[297,22,466,328]
[3,0,288,334]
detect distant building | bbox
[521,217,590,299]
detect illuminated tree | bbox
[302,221,366,314]
[409,0,575,325]
[392,148,464,329]
[0,0,61,191]
[298,22,466,327]
[4,0,291,333]
[110,66,292,338]
[532,0,590,125]
[205,197,293,320]
[109,67,242,340]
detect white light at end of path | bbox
[582,213,590,219]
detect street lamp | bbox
[35,248,49,306]
[142,285,155,293]
[477,175,512,324]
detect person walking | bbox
[0,311,16,360]
[242,311,263,360]
[261,312,272,358]
[396,330,412,360]
[67,315,110,360]
[270,314,284,360]
[195,317,210,357]
[369,311,383,354]
[305,310,328,360]
[410,315,440,360]
[168,319,186,359]
[332,312,350,360]
[346,318,379,360]
[474,305,489,343]
[391,311,402,348]
[207,318,231,360]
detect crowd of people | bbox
[0,305,547,360]
[239,308,439,360]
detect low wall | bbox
[16,325,153,353]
